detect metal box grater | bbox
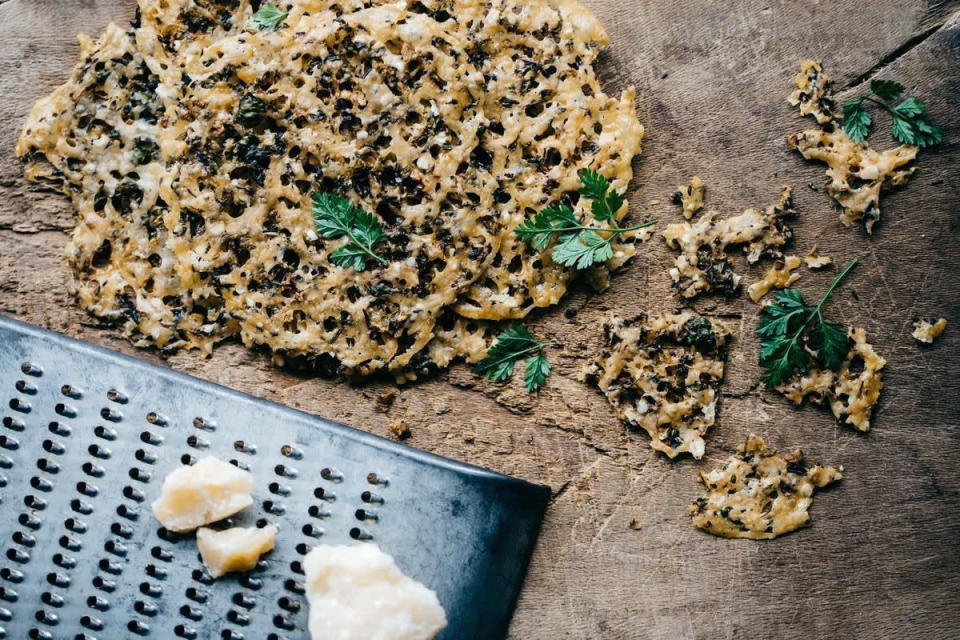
[0,315,549,639]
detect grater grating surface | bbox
[0,315,549,639]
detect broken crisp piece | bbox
[749,256,802,303]
[778,328,886,431]
[787,61,917,234]
[803,245,833,270]
[663,186,796,298]
[787,60,836,124]
[197,525,278,578]
[912,317,947,344]
[672,176,706,219]
[689,433,842,539]
[582,313,731,459]
[388,418,411,440]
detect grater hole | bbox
[28,628,53,639]
[54,403,75,418]
[24,494,47,510]
[277,596,300,613]
[48,422,71,437]
[226,610,249,626]
[272,615,295,631]
[34,609,59,624]
[76,481,98,497]
[366,472,388,486]
[134,600,157,616]
[302,524,323,538]
[97,559,122,575]
[82,462,104,478]
[186,435,209,449]
[307,505,330,519]
[295,543,310,555]
[158,528,185,543]
[313,487,335,502]
[262,500,285,516]
[222,630,245,639]
[20,362,42,377]
[3,417,25,432]
[280,445,303,459]
[145,412,167,426]
[6,549,30,564]
[135,449,158,464]
[174,624,197,638]
[0,455,11,469]
[15,380,37,395]
[229,459,250,471]
[40,592,63,608]
[145,564,167,580]
[106,389,128,404]
[37,458,60,474]
[92,576,116,593]
[288,560,303,575]
[71,498,93,515]
[349,527,372,541]
[268,482,291,496]
[179,604,203,621]
[42,440,65,455]
[274,464,296,478]
[320,467,342,482]
[360,490,384,504]
[238,575,261,590]
[191,570,214,586]
[0,568,23,583]
[104,540,127,557]
[46,573,69,588]
[64,518,87,534]
[87,444,111,460]
[231,593,255,609]
[0,475,5,488]
[151,547,172,562]
[123,486,146,502]
[9,399,30,414]
[18,513,41,530]
[81,615,104,630]
[99,408,122,422]
[0,436,18,451]
[86,595,109,611]
[140,431,163,445]
[234,440,256,454]
[192,417,216,431]
[181,454,195,465]
[139,582,162,598]
[58,537,82,553]
[127,619,150,635]
[0,605,11,619]
[128,467,151,483]
[0,585,18,601]
[117,503,140,520]
[185,587,207,603]
[12,531,36,547]
[60,385,82,399]
[94,426,117,441]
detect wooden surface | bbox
[2,1,959,638]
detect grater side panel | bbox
[0,315,549,640]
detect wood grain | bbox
[1,1,959,638]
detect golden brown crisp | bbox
[582,313,730,459]
[912,318,947,344]
[689,434,842,539]
[671,176,706,220]
[748,256,802,303]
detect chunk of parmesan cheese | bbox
[304,544,447,640]
[912,317,947,344]
[152,457,254,532]
[672,176,705,220]
[689,433,842,539]
[197,525,278,578]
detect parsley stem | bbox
[343,228,388,265]
[862,96,898,118]
[790,258,858,344]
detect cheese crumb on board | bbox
[748,255,802,303]
[787,61,917,234]
[803,245,833,270]
[152,457,253,532]
[388,418,411,440]
[787,60,836,124]
[689,433,842,539]
[671,176,705,220]
[663,186,796,298]
[582,313,730,459]
[777,327,885,431]
[197,525,278,578]
[304,544,447,640]
[912,317,947,344]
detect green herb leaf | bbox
[515,204,578,251]
[842,81,941,148]
[870,79,905,101]
[248,3,288,29]
[311,192,387,271]
[842,105,872,143]
[474,327,554,392]
[515,170,655,270]
[523,353,552,392]
[757,259,857,389]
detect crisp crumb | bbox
[912,318,947,344]
[803,245,833,270]
[376,387,398,413]
[388,419,411,440]
[628,519,641,531]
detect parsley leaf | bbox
[870,79,905,101]
[248,3,288,29]
[842,80,942,149]
[757,259,857,389]
[474,327,555,392]
[311,192,387,271]
[515,169,656,270]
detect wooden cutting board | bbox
[1,1,958,638]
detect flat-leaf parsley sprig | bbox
[842,79,942,148]
[757,258,858,388]
[515,169,657,270]
[474,327,555,393]
[248,3,289,30]
[312,192,388,272]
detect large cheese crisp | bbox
[17,0,644,376]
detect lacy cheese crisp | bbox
[582,313,730,459]
[18,0,644,376]
[689,433,842,539]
